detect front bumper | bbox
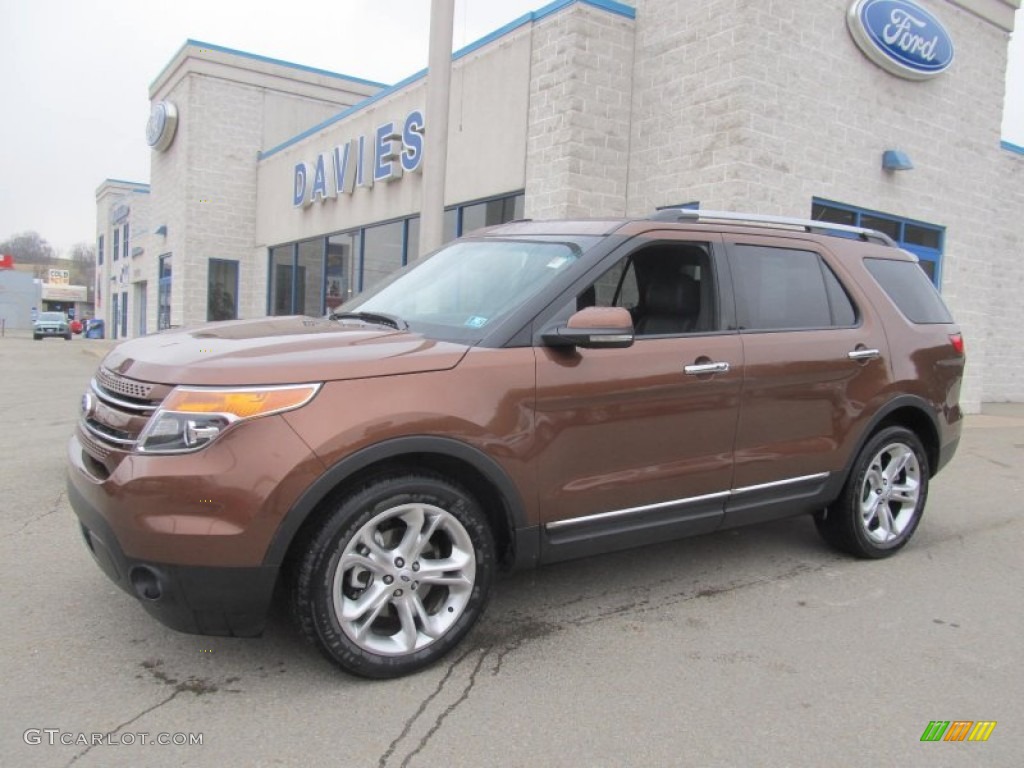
[65,417,324,637]
[67,476,277,637]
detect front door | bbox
[534,234,742,561]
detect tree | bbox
[68,242,96,288]
[0,231,56,265]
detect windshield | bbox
[38,312,65,322]
[342,237,595,341]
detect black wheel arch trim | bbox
[263,436,534,569]
[842,395,942,483]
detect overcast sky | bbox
[0,0,1021,256]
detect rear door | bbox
[723,235,891,526]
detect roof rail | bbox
[648,208,896,246]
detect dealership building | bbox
[94,0,1022,410]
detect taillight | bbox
[949,332,965,356]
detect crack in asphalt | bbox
[377,560,828,767]
[397,649,490,768]
[5,489,64,539]
[377,645,480,768]
[65,690,181,767]
[64,659,225,768]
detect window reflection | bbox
[207,259,238,321]
[362,221,404,292]
[297,239,325,316]
[268,192,525,313]
[327,232,359,311]
[270,245,294,316]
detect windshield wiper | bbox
[329,311,408,330]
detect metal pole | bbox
[418,0,455,258]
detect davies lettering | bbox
[293,109,425,208]
[846,0,954,81]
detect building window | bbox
[112,229,120,262]
[812,199,944,286]
[269,245,295,315]
[158,254,172,330]
[297,239,325,316]
[459,195,524,236]
[97,235,104,266]
[207,259,239,321]
[362,220,404,292]
[123,223,130,259]
[268,191,525,313]
[326,232,360,312]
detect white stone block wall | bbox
[184,75,264,324]
[524,4,635,219]
[148,77,192,332]
[985,148,1024,401]
[624,0,1021,410]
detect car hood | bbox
[98,316,471,386]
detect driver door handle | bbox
[684,361,731,375]
[847,348,880,361]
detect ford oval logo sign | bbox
[847,0,954,80]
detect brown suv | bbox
[67,210,964,678]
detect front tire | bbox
[291,472,495,678]
[815,426,929,558]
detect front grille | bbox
[96,367,155,401]
[80,369,169,457]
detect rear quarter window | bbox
[864,258,953,324]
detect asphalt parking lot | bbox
[1,331,1021,767]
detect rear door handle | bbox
[847,348,880,361]
[684,362,731,375]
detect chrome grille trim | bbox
[77,425,112,460]
[81,418,137,448]
[96,368,155,400]
[91,378,158,414]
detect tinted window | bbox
[822,263,857,327]
[865,258,953,324]
[732,246,836,330]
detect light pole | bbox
[418,0,455,258]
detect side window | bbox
[732,245,855,331]
[577,242,715,336]
[579,257,638,312]
[864,258,953,324]
[821,262,857,327]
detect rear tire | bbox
[291,472,495,678]
[815,426,929,558]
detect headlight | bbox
[136,383,321,454]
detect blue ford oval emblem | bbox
[847,0,954,80]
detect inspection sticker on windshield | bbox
[546,256,571,270]
[465,316,488,328]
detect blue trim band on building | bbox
[154,39,389,91]
[258,0,636,161]
[1002,140,1024,156]
[101,179,150,192]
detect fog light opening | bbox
[130,566,163,601]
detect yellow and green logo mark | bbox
[920,721,996,742]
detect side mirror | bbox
[543,306,635,349]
